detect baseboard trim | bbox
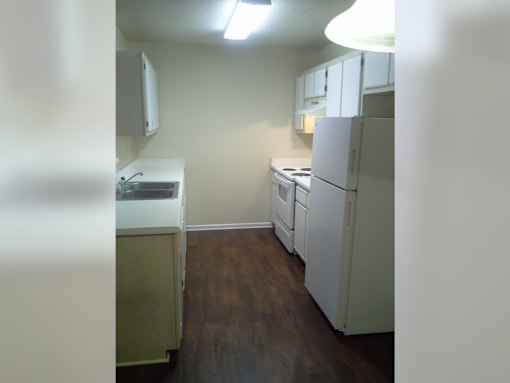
[186,222,273,232]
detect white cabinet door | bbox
[340,55,362,117]
[363,52,391,89]
[143,56,160,134]
[326,62,343,117]
[294,75,305,131]
[304,68,327,99]
[313,68,327,98]
[117,52,160,136]
[304,72,315,99]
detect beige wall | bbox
[116,27,349,226]
[313,43,354,66]
[116,28,137,171]
[120,40,319,226]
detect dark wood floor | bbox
[116,228,394,383]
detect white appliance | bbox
[304,117,394,335]
[271,159,311,253]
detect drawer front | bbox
[295,186,308,208]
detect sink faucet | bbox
[123,171,144,183]
[117,172,143,191]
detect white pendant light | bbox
[325,0,394,52]
[224,0,271,40]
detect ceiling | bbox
[116,0,355,49]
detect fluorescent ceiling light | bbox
[224,0,271,40]
[325,0,394,52]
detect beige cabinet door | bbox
[116,234,176,365]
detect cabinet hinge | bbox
[146,121,149,127]
[143,63,146,70]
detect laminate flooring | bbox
[116,229,394,383]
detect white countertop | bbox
[116,158,185,236]
[295,176,311,191]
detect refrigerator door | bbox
[304,176,356,329]
[311,117,362,190]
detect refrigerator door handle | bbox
[346,200,353,231]
[350,148,356,177]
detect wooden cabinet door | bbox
[116,234,176,365]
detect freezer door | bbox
[311,117,362,190]
[304,176,356,329]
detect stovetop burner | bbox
[275,163,311,182]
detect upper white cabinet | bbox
[294,51,393,133]
[294,75,305,131]
[326,62,342,117]
[304,68,327,99]
[340,54,362,117]
[326,54,362,118]
[363,52,395,91]
[117,51,160,136]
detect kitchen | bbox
[116,34,319,227]
[115,0,395,374]
[2,1,507,383]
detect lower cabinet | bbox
[116,233,183,366]
[294,186,309,262]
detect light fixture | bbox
[325,0,394,52]
[224,0,271,40]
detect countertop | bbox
[294,177,311,191]
[116,158,185,236]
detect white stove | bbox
[271,158,312,190]
[275,167,311,191]
[270,158,311,253]
[275,166,311,179]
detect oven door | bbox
[273,172,296,229]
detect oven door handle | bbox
[274,172,293,189]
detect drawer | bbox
[295,186,308,208]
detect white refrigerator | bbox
[304,117,394,335]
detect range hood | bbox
[295,100,326,116]
[295,100,326,134]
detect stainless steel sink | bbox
[116,181,179,201]
[124,181,178,191]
